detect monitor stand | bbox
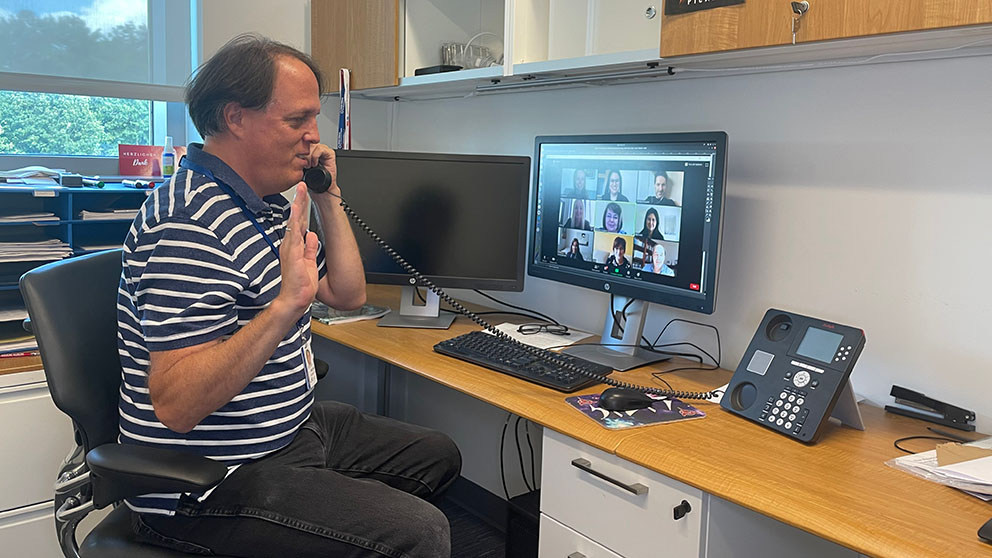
[561,296,670,371]
[377,286,456,329]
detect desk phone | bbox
[722,309,865,443]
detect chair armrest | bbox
[87,444,228,509]
[315,358,329,380]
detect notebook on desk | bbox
[566,392,705,430]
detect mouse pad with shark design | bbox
[566,393,705,430]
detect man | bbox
[644,171,679,206]
[117,34,460,558]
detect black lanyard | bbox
[180,158,280,258]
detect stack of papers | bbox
[0,319,36,354]
[484,322,592,350]
[0,239,73,262]
[887,437,992,500]
[0,165,64,185]
[79,209,140,220]
[0,308,29,323]
[0,334,37,354]
[0,212,59,223]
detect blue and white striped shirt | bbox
[117,144,326,515]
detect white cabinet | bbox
[539,514,622,558]
[312,0,665,94]
[0,369,74,557]
[403,0,506,80]
[0,502,63,558]
[540,428,858,558]
[511,0,661,71]
[541,428,703,558]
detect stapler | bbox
[884,385,976,431]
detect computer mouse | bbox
[599,387,655,412]
[979,517,992,544]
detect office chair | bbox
[20,249,230,558]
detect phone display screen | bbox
[795,326,843,364]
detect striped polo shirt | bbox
[117,144,327,515]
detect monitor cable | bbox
[330,193,719,401]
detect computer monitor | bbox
[529,132,728,369]
[335,150,531,328]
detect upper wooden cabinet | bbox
[801,0,992,43]
[661,0,992,58]
[311,0,400,92]
[660,0,792,58]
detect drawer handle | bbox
[570,458,649,496]
[568,553,587,558]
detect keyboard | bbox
[433,331,613,393]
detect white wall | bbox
[351,54,992,433]
[199,0,347,141]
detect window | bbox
[0,0,193,158]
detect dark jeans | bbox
[133,401,462,558]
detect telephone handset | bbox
[302,167,717,401]
[721,309,866,443]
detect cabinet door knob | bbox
[571,458,649,496]
[674,499,692,520]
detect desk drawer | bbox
[0,376,74,512]
[541,429,703,558]
[539,514,622,558]
[0,501,63,558]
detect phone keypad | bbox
[760,385,810,435]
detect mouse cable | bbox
[893,435,961,454]
[336,196,718,401]
[499,413,511,501]
[514,416,533,493]
[524,419,536,491]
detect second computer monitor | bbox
[335,150,531,327]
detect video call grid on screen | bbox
[533,140,719,296]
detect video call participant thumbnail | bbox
[597,201,628,234]
[644,171,679,206]
[561,198,593,231]
[600,169,630,202]
[604,236,632,274]
[561,168,596,199]
[559,229,592,262]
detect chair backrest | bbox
[20,249,124,453]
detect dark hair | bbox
[612,236,626,250]
[642,208,660,232]
[602,202,623,232]
[186,33,325,137]
[605,169,622,189]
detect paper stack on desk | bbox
[887,437,992,500]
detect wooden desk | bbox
[312,285,991,558]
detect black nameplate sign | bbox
[665,0,745,15]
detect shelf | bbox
[344,21,992,101]
[65,219,135,224]
[0,221,62,227]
